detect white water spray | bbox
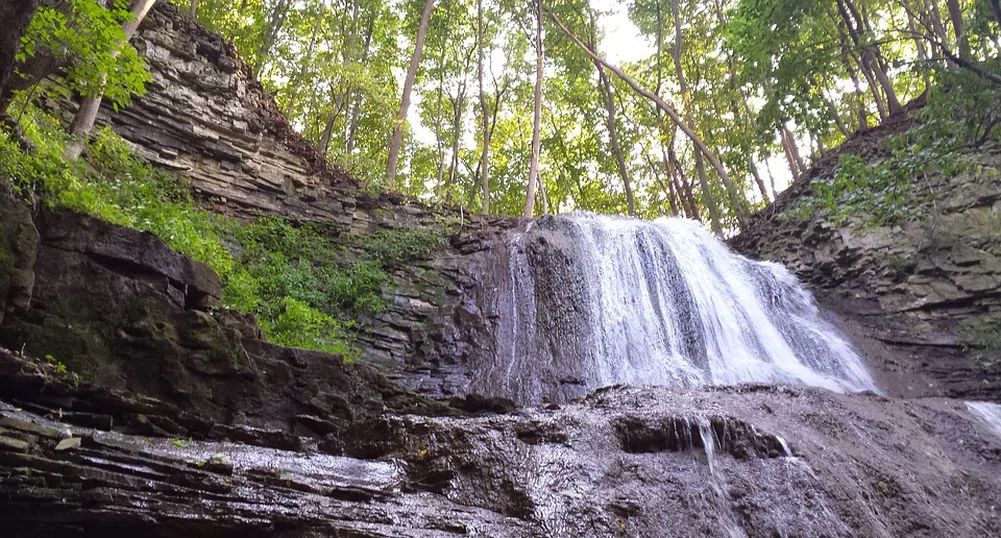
[478,214,876,403]
[967,401,1001,438]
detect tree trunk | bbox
[588,15,635,216]
[256,0,291,74]
[693,153,723,235]
[318,91,345,157]
[668,142,699,220]
[345,12,375,155]
[780,123,804,179]
[819,88,851,137]
[923,0,950,47]
[385,0,435,187]
[746,152,769,203]
[523,0,544,218]
[284,15,322,113]
[189,0,197,17]
[550,4,737,231]
[836,0,901,116]
[477,0,490,215]
[648,152,678,216]
[907,9,929,62]
[433,0,453,190]
[944,0,969,58]
[670,0,723,234]
[596,64,635,215]
[764,156,778,198]
[64,0,157,161]
[447,72,468,190]
[0,0,40,117]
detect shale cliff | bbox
[732,116,1001,402]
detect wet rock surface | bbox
[3,381,1001,537]
[337,384,1001,537]
[6,6,1001,535]
[733,131,1001,401]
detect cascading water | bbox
[477,213,876,403]
[967,401,1001,438]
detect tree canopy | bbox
[4,0,1000,235]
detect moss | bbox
[885,255,917,282]
[963,317,1001,371]
[8,315,115,385]
[183,311,241,368]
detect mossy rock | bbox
[0,192,39,321]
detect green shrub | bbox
[356,228,444,267]
[964,317,1001,372]
[260,297,357,356]
[0,105,382,359]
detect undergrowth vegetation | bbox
[787,69,1001,228]
[964,316,1001,372]
[0,102,445,359]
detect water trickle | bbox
[966,401,1001,438]
[477,213,876,403]
[696,417,748,538]
[776,436,793,458]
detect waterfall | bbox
[967,401,1001,438]
[477,213,876,403]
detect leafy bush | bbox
[964,317,1001,372]
[356,228,445,267]
[807,152,930,228]
[19,0,151,107]
[0,104,426,359]
[262,297,356,356]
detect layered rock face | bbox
[733,125,1001,401]
[48,3,511,383]
[3,380,1001,538]
[6,5,1001,536]
[0,196,451,440]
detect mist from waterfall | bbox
[477,213,876,403]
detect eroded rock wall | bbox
[0,200,451,437]
[733,128,1001,401]
[39,3,508,382]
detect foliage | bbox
[917,67,1001,147]
[788,57,1001,229]
[163,0,994,230]
[964,317,1001,372]
[355,228,444,267]
[0,104,445,359]
[19,0,151,108]
[806,153,929,228]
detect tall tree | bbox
[523,0,544,218]
[477,0,490,215]
[64,0,158,161]
[588,13,634,215]
[944,0,969,58]
[547,4,735,234]
[385,0,436,186]
[669,0,723,234]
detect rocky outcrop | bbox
[0,191,37,326]
[733,127,1001,401]
[4,382,1001,537]
[38,3,515,385]
[0,203,452,437]
[51,3,456,236]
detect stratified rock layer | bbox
[733,126,1001,401]
[2,382,1000,538]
